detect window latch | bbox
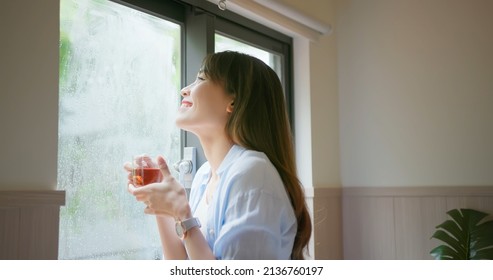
[173,147,196,194]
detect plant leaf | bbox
[447,209,465,230]
[459,209,488,228]
[471,220,493,237]
[430,245,462,260]
[473,239,493,250]
[471,220,493,253]
[431,208,493,260]
[471,247,493,260]
[431,230,466,256]
[435,220,465,245]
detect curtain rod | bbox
[206,0,332,41]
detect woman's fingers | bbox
[144,206,171,217]
[131,154,158,168]
[157,156,172,177]
[142,155,156,168]
[128,183,149,201]
[126,159,186,218]
[123,161,133,171]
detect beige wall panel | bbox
[0,208,20,259]
[446,197,493,214]
[18,206,60,260]
[419,197,448,259]
[305,189,315,259]
[394,197,447,259]
[394,197,421,259]
[343,196,395,259]
[0,191,64,259]
[446,197,493,221]
[342,187,493,259]
[313,195,342,259]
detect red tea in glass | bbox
[132,167,162,186]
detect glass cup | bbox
[131,154,162,187]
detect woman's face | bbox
[175,72,233,136]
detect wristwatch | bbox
[175,217,201,239]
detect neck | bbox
[198,134,234,175]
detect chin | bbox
[175,118,184,128]
[175,118,192,131]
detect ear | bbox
[226,100,234,113]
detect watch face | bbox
[175,222,184,238]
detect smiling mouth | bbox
[181,101,192,108]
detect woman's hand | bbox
[124,156,191,220]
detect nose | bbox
[180,83,192,97]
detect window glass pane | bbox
[215,33,283,81]
[59,0,181,259]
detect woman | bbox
[126,51,311,260]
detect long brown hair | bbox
[201,51,312,259]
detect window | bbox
[58,0,181,259]
[213,13,293,127]
[215,33,283,81]
[58,0,293,259]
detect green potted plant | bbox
[430,208,493,259]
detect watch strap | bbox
[176,217,201,239]
[182,217,201,232]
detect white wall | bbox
[284,0,341,189]
[0,0,59,190]
[337,0,493,187]
[285,0,342,259]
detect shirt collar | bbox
[216,144,245,175]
